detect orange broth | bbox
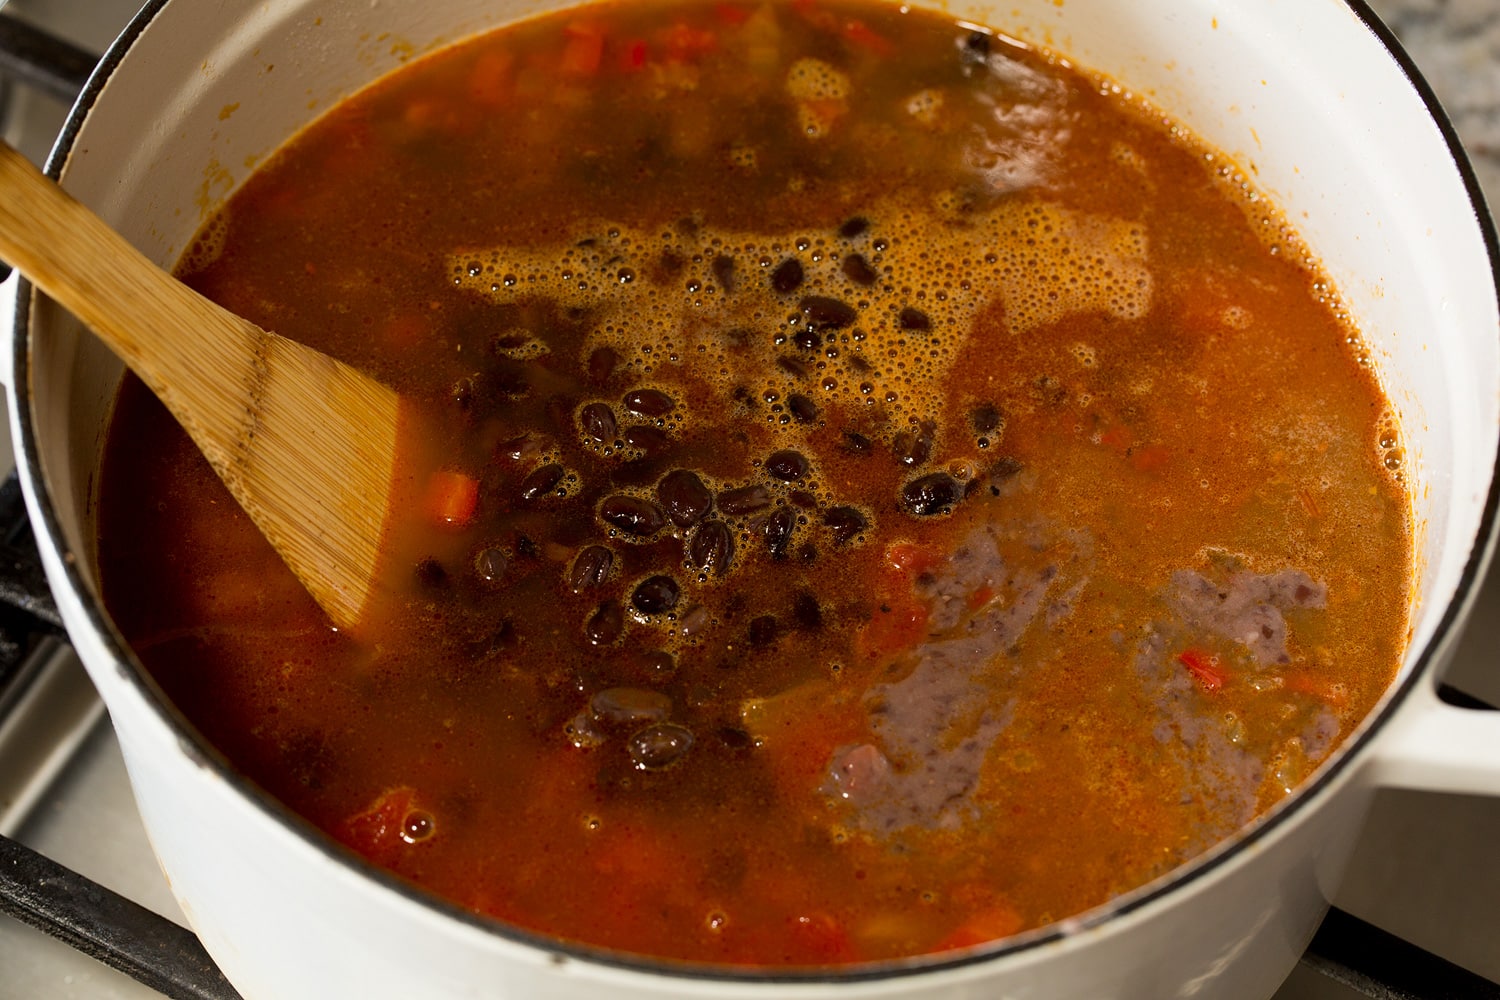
[96,0,1411,966]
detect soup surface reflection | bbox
[96,0,1411,966]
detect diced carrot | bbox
[1178,648,1226,692]
[467,49,514,106]
[1283,671,1348,707]
[559,21,606,76]
[661,22,718,61]
[425,470,480,528]
[933,902,1024,951]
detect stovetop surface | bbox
[1,0,1499,997]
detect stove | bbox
[1,1,1499,998]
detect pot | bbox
[6,0,1500,997]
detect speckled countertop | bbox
[1371,0,1500,199]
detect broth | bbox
[96,0,1411,966]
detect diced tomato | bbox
[714,3,751,26]
[343,786,416,865]
[1178,648,1227,692]
[1129,443,1172,474]
[885,541,941,578]
[787,912,856,963]
[380,312,431,349]
[842,19,893,56]
[620,38,650,71]
[559,21,606,76]
[425,470,479,528]
[1099,424,1131,451]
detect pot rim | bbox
[10,0,1500,985]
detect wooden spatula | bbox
[0,141,400,631]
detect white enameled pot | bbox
[6,1,1500,997]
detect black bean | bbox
[623,424,672,457]
[748,615,779,646]
[591,687,672,727]
[823,506,868,545]
[641,650,677,683]
[763,508,795,560]
[839,216,870,239]
[519,463,565,501]
[766,449,810,482]
[895,421,936,468]
[842,253,878,286]
[658,469,713,527]
[787,394,818,423]
[569,545,614,592]
[689,520,735,577]
[718,726,753,750]
[778,356,809,379]
[580,402,618,442]
[623,388,676,417]
[677,604,710,637]
[971,402,1002,434]
[415,557,448,589]
[841,431,873,455]
[628,723,694,770]
[790,490,817,508]
[586,600,625,645]
[990,455,1023,481]
[712,254,736,294]
[799,296,857,330]
[632,575,681,615]
[718,484,771,515]
[587,346,619,383]
[473,546,508,584]
[898,306,931,331]
[498,432,551,462]
[771,257,804,294]
[600,495,667,536]
[487,360,531,398]
[564,710,607,749]
[792,592,823,632]
[451,375,476,409]
[902,472,963,516]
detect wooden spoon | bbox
[0,141,400,631]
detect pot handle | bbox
[1367,674,1500,796]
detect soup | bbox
[95,0,1412,967]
